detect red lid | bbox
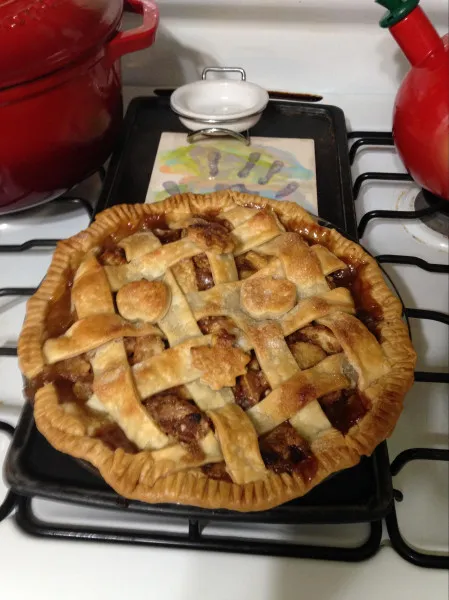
[0,0,124,89]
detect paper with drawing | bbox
[146,133,317,212]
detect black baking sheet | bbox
[96,96,357,236]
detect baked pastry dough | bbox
[18,191,416,511]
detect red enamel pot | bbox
[0,0,159,213]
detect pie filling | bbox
[235,252,272,279]
[259,422,318,481]
[319,389,368,434]
[25,355,93,404]
[143,388,210,445]
[233,354,271,410]
[192,253,214,290]
[201,461,232,482]
[45,278,77,339]
[197,315,240,338]
[30,210,388,483]
[95,423,139,454]
[123,335,166,365]
[98,246,127,266]
[326,263,383,337]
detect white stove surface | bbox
[351,144,449,557]
[1,96,448,598]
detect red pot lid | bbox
[0,0,124,89]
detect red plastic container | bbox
[0,0,159,213]
[376,0,449,200]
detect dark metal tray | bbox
[7,404,392,524]
[96,96,357,234]
[5,96,393,526]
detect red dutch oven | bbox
[0,0,159,213]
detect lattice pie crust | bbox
[18,191,416,511]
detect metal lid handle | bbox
[201,67,246,81]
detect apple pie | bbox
[18,191,416,511]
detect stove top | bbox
[347,132,448,568]
[0,99,447,569]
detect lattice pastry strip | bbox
[231,210,285,255]
[43,315,161,364]
[247,354,351,435]
[208,404,268,484]
[259,233,330,299]
[69,254,169,451]
[88,341,169,450]
[310,244,347,275]
[318,312,390,390]
[105,238,201,291]
[207,252,238,284]
[71,254,115,318]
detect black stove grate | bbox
[348,132,449,237]
[11,494,383,561]
[0,196,93,359]
[350,132,449,569]
[0,122,447,568]
[386,447,449,570]
[0,422,17,522]
[357,198,448,238]
[386,293,449,569]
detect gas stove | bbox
[0,96,447,598]
[348,132,449,567]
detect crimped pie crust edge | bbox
[18,191,416,511]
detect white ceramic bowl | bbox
[170,67,268,133]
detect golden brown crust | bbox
[187,221,235,254]
[240,276,297,319]
[208,404,267,484]
[43,314,161,364]
[19,190,416,512]
[116,280,171,323]
[191,337,250,390]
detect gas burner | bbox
[414,189,449,238]
[396,188,449,253]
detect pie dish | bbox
[18,191,416,512]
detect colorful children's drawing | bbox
[146,133,317,212]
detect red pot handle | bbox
[108,0,159,62]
